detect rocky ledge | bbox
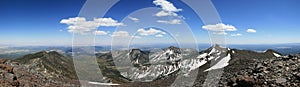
[0,58,79,87]
[220,54,300,87]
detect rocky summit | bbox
[219,51,300,87]
[0,51,80,87]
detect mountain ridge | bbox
[1,45,299,86]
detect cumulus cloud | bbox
[157,19,181,24]
[155,34,164,37]
[231,33,242,36]
[137,28,166,36]
[153,0,182,12]
[110,31,141,39]
[202,23,237,31]
[94,30,108,35]
[155,11,178,17]
[213,31,228,35]
[60,17,123,34]
[247,29,256,33]
[128,17,139,22]
[93,18,124,26]
[111,31,130,37]
[153,0,182,17]
[202,23,237,35]
[131,36,142,39]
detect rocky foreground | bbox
[0,51,80,87]
[219,53,300,87]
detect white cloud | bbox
[231,33,242,36]
[155,11,178,17]
[153,0,182,12]
[128,17,139,22]
[155,34,164,37]
[111,31,129,37]
[157,19,181,24]
[202,23,237,31]
[59,29,63,32]
[247,29,256,33]
[137,28,166,36]
[60,17,123,34]
[213,31,228,35]
[131,36,142,39]
[110,31,142,39]
[93,18,124,26]
[94,30,108,35]
[153,0,182,17]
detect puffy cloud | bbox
[247,29,256,33]
[131,36,142,39]
[111,31,129,37]
[128,17,139,22]
[93,18,124,26]
[153,0,182,17]
[60,17,86,25]
[157,19,181,24]
[94,30,108,35]
[155,34,164,37]
[60,17,123,34]
[137,28,166,36]
[110,31,141,39]
[202,23,237,31]
[59,29,63,32]
[213,31,228,35]
[231,33,242,36]
[153,0,182,12]
[155,11,178,17]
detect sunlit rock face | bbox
[129,49,150,67]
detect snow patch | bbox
[204,54,231,72]
[88,82,120,85]
[232,50,235,54]
[273,53,281,57]
[184,59,207,71]
[137,70,151,79]
[197,53,207,58]
[208,48,216,55]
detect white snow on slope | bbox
[273,52,281,57]
[197,53,207,58]
[88,82,120,85]
[208,48,217,55]
[204,54,231,72]
[182,58,207,72]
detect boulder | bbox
[235,75,255,87]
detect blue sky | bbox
[1,0,300,46]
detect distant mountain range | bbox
[1,44,300,59]
[0,45,300,86]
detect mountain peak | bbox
[14,51,77,79]
[129,48,149,67]
[212,44,227,49]
[166,46,180,51]
[265,49,281,54]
